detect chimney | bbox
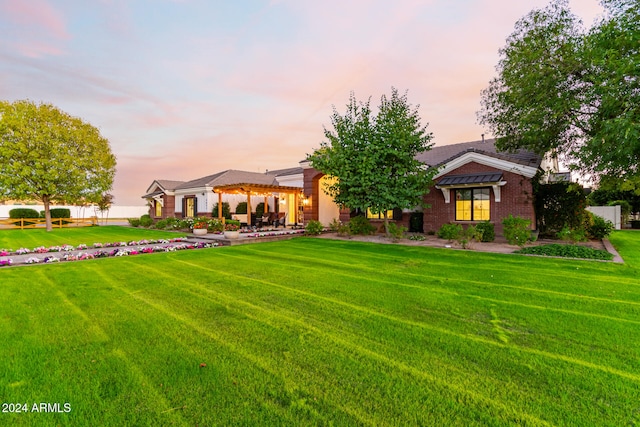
[481,134,485,143]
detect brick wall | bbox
[163,195,175,219]
[423,162,535,236]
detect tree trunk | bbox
[43,195,52,232]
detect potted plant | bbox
[224,222,240,239]
[192,220,208,235]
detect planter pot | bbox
[193,228,207,235]
[225,231,240,239]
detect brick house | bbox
[302,138,554,235]
[142,179,185,220]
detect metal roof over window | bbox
[437,172,503,186]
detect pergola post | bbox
[246,191,252,226]
[294,192,299,225]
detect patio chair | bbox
[260,214,270,228]
[276,213,287,228]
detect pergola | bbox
[212,183,304,226]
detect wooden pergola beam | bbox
[212,183,304,226]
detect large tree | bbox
[0,100,117,231]
[308,88,436,233]
[478,0,640,182]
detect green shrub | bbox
[154,218,169,229]
[437,223,462,241]
[9,208,39,219]
[154,217,182,230]
[457,225,482,249]
[587,214,614,239]
[205,218,223,233]
[49,208,71,218]
[212,202,232,220]
[534,182,587,238]
[139,214,153,227]
[128,218,141,227]
[556,225,587,243]
[235,202,248,214]
[305,220,324,235]
[173,218,191,230]
[515,244,613,261]
[502,215,533,246]
[386,222,407,241]
[328,218,342,232]
[475,221,495,242]
[224,219,240,231]
[348,216,376,235]
[255,203,265,218]
[9,208,40,226]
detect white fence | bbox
[0,204,148,219]
[586,205,621,230]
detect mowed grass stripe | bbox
[84,260,364,425]
[3,232,640,425]
[161,253,640,384]
[174,246,640,375]
[237,240,640,302]
[0,226,187,250]
[114,257,555,426]
[280,238,640,287]
[215,246,640,329]
[53,261,349,426]
[129,254,640,424]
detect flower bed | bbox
[242,229,305,238]
[0,238,218,267]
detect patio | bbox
[192,227,306,245]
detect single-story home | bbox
[143,138,560,234]
[301,138,559,235]
[142,168,304,226]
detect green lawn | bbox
[1,229,639,426]
[0,226,186,250]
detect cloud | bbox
[1,0,606,206]
[0,0,70,57]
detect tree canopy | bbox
[0,100,117,231]
[478,0,640,182]
[307,88,435,232]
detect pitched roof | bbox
[144,179,186,195]
[156,180,186,191]
[175,169,278,190]
[416,138,542,169]
[266,167,303,177]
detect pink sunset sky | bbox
[0,0,604,205]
